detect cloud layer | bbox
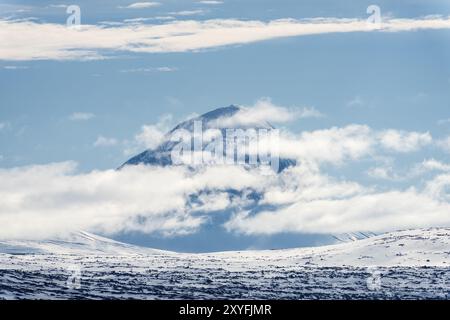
[2,16,450,60]
[1,104,449,239]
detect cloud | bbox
[378,129,432,152]
[2,15,450,61]
[49,4,68,9]
[225,187,450,235]
[2,124,450,239]
[0,122,11,132]
[224,163,450,235]
[369,158,450,181]
[123,16,175,24]
[198,1,223,4]
[273,124,375,165]
[438,118,450,125]
[437,136,450,153]
[0,162,266,239]
[93,136,118,147]
[420,159,450,172]
[69,112,95,121]
[214,98,323,128]
[3,99,450,240]
[120,66,177,73]
[135,115,172,149]
[169,10,205,16]
[368,166,401,181]
[123,114,173,155]
[2,65,28,70]
[346,96,364,107]
[119,2,161,9]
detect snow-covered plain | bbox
[1,228,450,299]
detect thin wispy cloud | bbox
[198,1,223,4]
[93,136,118,147]
[48,4,68,9]
[2,16,450,61]
[69,112,95,121]
[169,10,205,16]
[2,65,29,70]
[437,136,450,153]
[120,66,177,73]
[347,96,364,107]
[438,118,450,125]
[0,122,10,131]
[118,2,161,9]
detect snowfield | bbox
[1,228,450,299]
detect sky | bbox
[0,0,450,252]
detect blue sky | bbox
[1,0,450,251]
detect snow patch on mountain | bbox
[0,231,168,255]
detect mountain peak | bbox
[199,104,241,121]
[121,104,295,171]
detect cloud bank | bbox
[2,16,450,60]
[0,102,448,239]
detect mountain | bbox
[120,105,296,171]
[0,231,167,255]
[216,228,450,267]
[1,228,450,299]
[2,228,449,266]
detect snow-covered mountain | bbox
[1,228,449,267]
[1,228,449,299]
[120,105,296,171]
[213,228,450,267]
[0,231,167,255]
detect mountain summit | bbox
[121,105,295,171]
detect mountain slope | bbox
[212,228,450,267]
[120,105,296,171]
[1,228,449,299]
[1,228,449,267]
[0,231,168,255]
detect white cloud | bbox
[2,127,450,239]
[420,159,450,172]
[368,166,401,181]
[275,125,374,165]
[0,162,266,239]
[123,114,173,155]
[225,188,450,235]
[120,66,177,73]
[214,98,323,128]
[3,100,450,239]
[198,1,223,4]
[169,10,205,16]
[49,4,68,9]
[2,65,28,70]
[378,129,432,152]
[2,16,450,61]
[225,164,450,235]
[438,118,450,125]
[437,136,450,153]
[135,115,172,149]
[94,136,118,147]
[347,96,364,107]
[69,112,95,121]
[123,16,175,23]
[119,2,161,9]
